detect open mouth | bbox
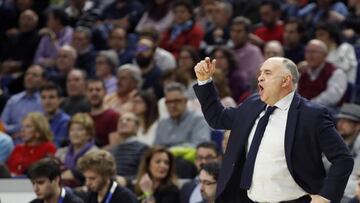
[258,84,264,93]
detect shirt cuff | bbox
[198,78,212,85]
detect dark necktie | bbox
[240,106,277,189]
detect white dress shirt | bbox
[247,91,307,202]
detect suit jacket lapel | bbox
[284,92,301,175]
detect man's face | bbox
[84,170,108,192]
[173,5,192,24]
[117,70,137,96]
[337,118,360,139]
[230,24,248,47]
[108,28,126,52]
[67,70,86,96]
[117,112,138,135]
[72,31,89,52]
[95,56,112,78]
[31,177,57,200]
[19,10,38,32]
[87,81,106,108]
[165,90,187,119]
[136,38,155,68]
[199,170,217,202]
[305,42,327,69]
[24,65,44,91]
[56,48,76,74]
[41,89,60,115]
[260,5,277,28]
[195,147,218,170]
[283,23,301,47]
[257,58,288,106]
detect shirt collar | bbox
[273,91,295,111]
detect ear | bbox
[282,75,291,87]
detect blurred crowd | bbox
[1,0,360,202]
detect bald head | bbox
[264,40,284,59]
[305,39,328,69]
[19,9,39,32]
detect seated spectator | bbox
[108,112,148,186]
[264,40,284,59]
[178,46,200,100]
[131,90,159,146]
[87,79,119,147]
[160,0,204,58]
[77,150,138,203]
[135,0,174,34]
[1,65,46,136]
[0,132,14,163]
[72,26,96,77]
[28,158,84,203]
[154,82,210,148]
[315,22,358,83]
[180,142,221,203]
[298,39,347,109]
[108,27,135,66]
[283,18,305,65]
[135,147,180,203]
[95,50,119,95]
[104,64,142,114]
[198,162,221,203]
[65,0,95,27]
[6,112,56,176]
[56,113,98,185]
[40,82,70,147]
[61,69,91,116]
[34,6,73,68]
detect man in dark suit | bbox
[193,57,354,203]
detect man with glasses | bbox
[181,142,221,203]
[199,162,221,203]
[154,82,210,148]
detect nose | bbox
[258,73,264,82]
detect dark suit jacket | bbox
[194,82,354,203]
[180,179,199,203]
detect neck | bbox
[98,179,111,202]
[140,63,153,75]
[44,186,61,203]
[344,133,358,146]
[73,142,86,153]
[91,105,105,116]
[46,109,59,119]
[26,139,40,146]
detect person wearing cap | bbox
[95,50,119,95]
[337,103,360,201]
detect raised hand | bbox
[194,57,216,81]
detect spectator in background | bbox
[108,112,148,187]
[228,16,263,92]
[28,158,84,203]
[61,69,91,116]
[298,39,347,109]
[65,0,95,27]
[252,0,284,47]
[2,65,46,136]
[49,45,77,96]
[1,9,41,72]
[135,0,174,34]
[72,26,96,77]
[264,40,284,59]
[154,82,210,148]
[56,113,98,186]
[40,82,70,147]
[135,37,164,99]
[104,64,142,114]
[135,147,180,203]
[138,28,176,71]
[87,79,119,147]
[6,112,56,176]
[342,0,360,43]
[95,50,119,95]
[180,142,221,203]
[194,0,217,32]
[198,162,221,203]
[108,27,135,66]
[211,46,250,103]
[315,22,358,83]
[200,1,232,56]
[77,150,138,203]
[131,90,159,146]
[160,0,204,58]
[0,132,14,163]
[102,0,144,32]
[178,46,200,99]
[283,18,305,64]
[34,6,73,68]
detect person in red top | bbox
[160,0,204,58]
[252,0,284,47]
[7,112,56,176]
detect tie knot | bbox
[265,106,277,116]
